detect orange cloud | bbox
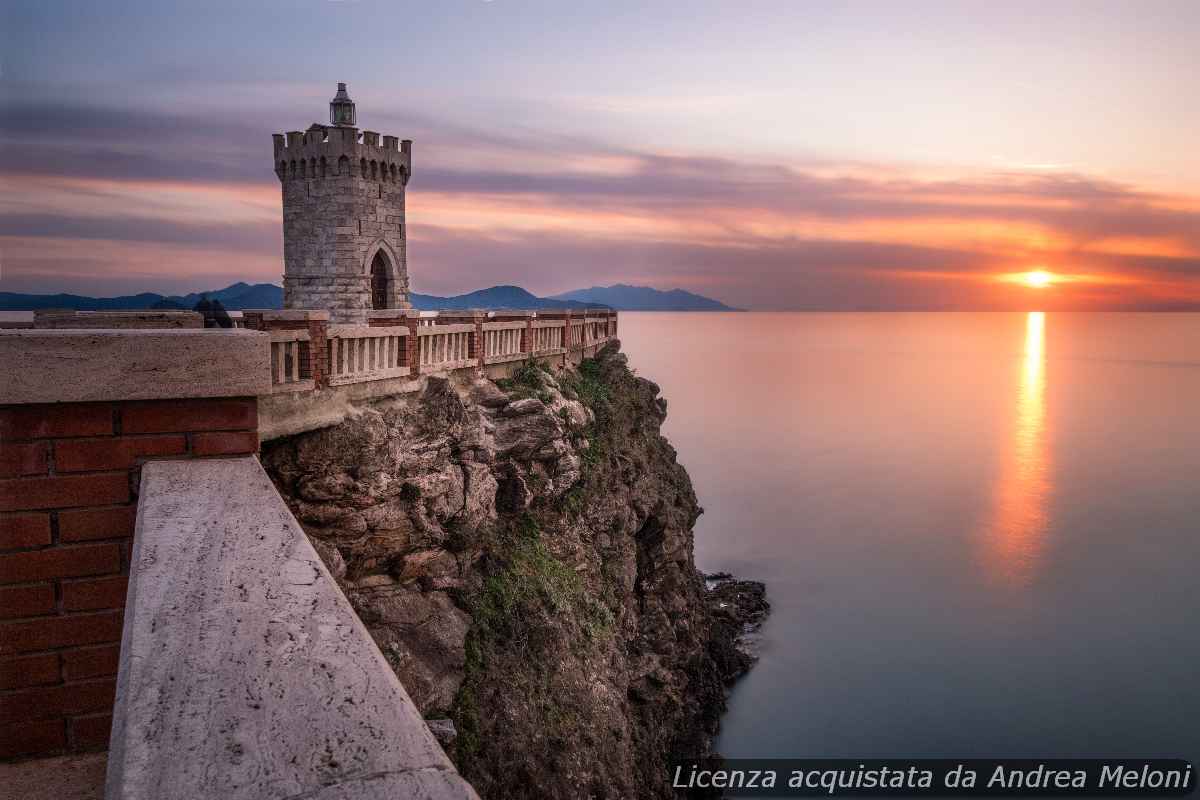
[4,101,1200,308]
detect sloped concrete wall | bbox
[106,457,477,800]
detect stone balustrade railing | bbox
[244,308,617,395]
[268,329,314,392]
[532,319,567,354]
[481,320,525,364]
[417,323,476,373]
[327,324,409,386]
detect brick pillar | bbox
[307,317,328,389]
[0,397,260,760]
[470,311,484,373]
[402,310,420,378]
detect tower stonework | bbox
[273,83,412,323]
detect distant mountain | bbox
[0,283,605,313]
[0,292,168,311]
[411,285,602,311]
[0,282,284,311]
[189,282,284,310]
[550,284,738,311]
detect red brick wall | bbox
[0,397,259,760]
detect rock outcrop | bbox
[261,343,766,799]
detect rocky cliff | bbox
[261,343,766,799]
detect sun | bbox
[1023,270,1054,288]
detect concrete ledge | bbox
[417,324,475,335]
[269,329,311,342]
[0,329,271,404]
[243,309,330,321]
[483,351,528,365]
[366,309,418,320]
[328,366,411,386]
[33,310,203,329]
[107,458,478,800]
[259,376,424,440]
[328,324,408,338]
[481,321,526,331]
[419,358,477,374]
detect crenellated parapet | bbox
[272,124,412,185]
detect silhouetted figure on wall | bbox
[194,297,233,328]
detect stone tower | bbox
[273,83,412,323]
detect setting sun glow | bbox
[1023,270,1055,288]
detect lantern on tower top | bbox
[330,82,356,127]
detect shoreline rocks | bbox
[705,574,771,681]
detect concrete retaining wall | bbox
[106,457,477,800]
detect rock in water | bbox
[705,575,771,679]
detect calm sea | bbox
[620,312,1200,773]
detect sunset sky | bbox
[2,0,1198,309]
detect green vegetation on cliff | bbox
[455,356,620,771]
[263,344,738,800]
[453,511,614,766]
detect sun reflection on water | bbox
[981,311,1051,587]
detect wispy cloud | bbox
[2,98,1198,308]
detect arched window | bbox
[360,158,367,178]
[299,160,306,178]
[389,163,397,181]
[278,161,287,178]
[319,156,327,177]
[370,251,390,310]
[289,160,297,179]
[370,160,378,180]
[338,155,349,175]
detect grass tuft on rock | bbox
[497,359,554,404]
